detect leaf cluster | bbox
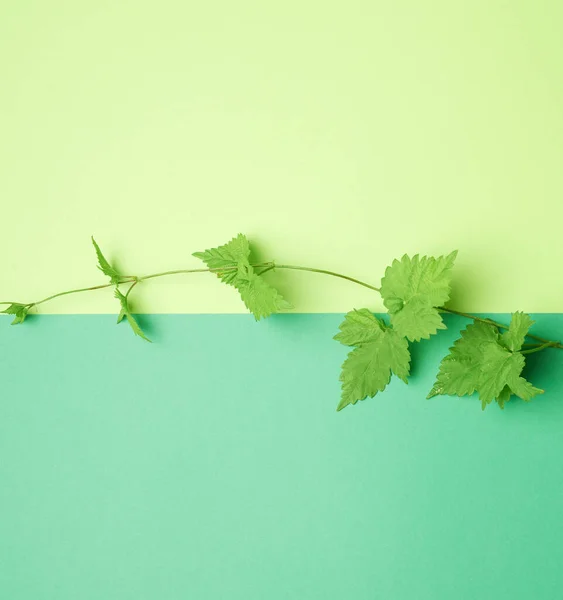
[193,234,292,320]
[335,254,543,411]
[1,302,32,325]
[428,313,542,410]
[1,233,553,414]
[92,238,150,341]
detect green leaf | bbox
[192,233,250,285]
[428,317,543,409]
[500,311,534,352]
[478,343,526,408]
[333,308,384,346]
[427,321,499,398]
[387,295,447,343]
[114,289,151,342]
[235,270,293,321]
[336,310,410,411]
[508,374,543,402]
[193,233,292,319]
[380,251,458,341]
[1,303,31,325]
[496,385,512,410]
[92,237,121,284]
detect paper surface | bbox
[1,2,562,312]
[1,314,562,599]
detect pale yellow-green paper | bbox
[1,1,561,314]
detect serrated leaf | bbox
[114,289,151,342]
[388,295,447,342]
[336,310,410,411]
[193,234,292,319]
[333,308,384,346]
[496,385,512,410]
[235,270,293,320]
[508,375,543,402]
[500,311,534,352]
[1,303,31,325]
[428,316,543,409]
[478,343,525,408]
[92,237,121,284]
[192,233,250,285]
[380,251,457,341]
[493,375,543,410]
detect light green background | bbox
[1,1,562,314]
[1,314,563,599]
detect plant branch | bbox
[438,307,563,350]
[125,280,139,301]
[137,263,272,281]
[273,264,381,293]
[521,341,559,355]
[34,280,136,307]
[2,257,562,352]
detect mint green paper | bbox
[1,314,562,599]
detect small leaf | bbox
[235,270,293,320]
[335,310,410,411]
[2,303,31,325]
[388,295,447,343]
[92,237,121,284]
[500,311,534,352]
[496,385,512,410]
[192,233,250,284]
[333,308,384,346]
[508,376,543,402]
[193,233,292,319]
[114,289,151,342]
[380,251,458,341]
[478,343,525,407]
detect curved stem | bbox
[273,264,381,293]
[34,280,136,307]
[521,342,558,355]
[125,280,139,301]
[255,265,276,276]
[437,307,509,329]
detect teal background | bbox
[1,314,563,599]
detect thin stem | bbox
[137,263,272,282]
[438,307,507,329]
[273,264,381,293]
[34,280,136,307]
[521,342,558,355]
[12,265,271,308]
[125,280,139,301]
[139,267,222,281]
[256,265,276,276]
